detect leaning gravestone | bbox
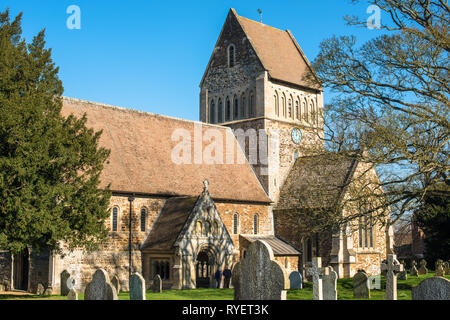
[418,259,428,275]
[289,271,303,289]
[111,275,120,293]
[36,283,45,295]
[67,289,78,300]
[353,270,370,299]
[410,260,419,276]
[398,260,407,280]
[60,270,71,296]
[130,272,146,300]
[232,240,289,300]
[323,266,338,300]
[412,277,450,300]
[84,269,118,300]
[435,259,445,277]
[152,274,162,293]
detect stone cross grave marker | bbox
[130,272,146,300]
[289,271,303,289]
[232,240,289,300]
[322,266,338,300]
[84,269,118,300]
[152,274,162,293]
[410,260,418,276]
[398,260,407,280]
[111,275,120,293]
[435,259,445,277]
[306,257,326,300]
[418,259,428,275]
[381,254,403,300]
[412,277,450,300]
[353,270,370,299]
[67,289,78,300]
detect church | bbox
[0,8,389,294]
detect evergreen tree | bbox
[0,9,111,255]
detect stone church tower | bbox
[199,8,324,202]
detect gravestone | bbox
[111,275,120,293]
[67,289,78,300]
[410,260,418,276]
[398,260,407,280]
[443,262,450,275]
[84,269,118,300]
[306,257,326,300]
[289,271,302,289]
[322,266,338,300]
[0,284,4,292]
[130,272,146,300]
[60,270,71,296]
[418,259,428,275]
[435,259,445,277]
[381,254,403,300]
[353,270,370,299]
[232,240,289,300]
[412,277,450,300]
[152,274,162,293]
[36,283,45,295]
[44,288,53,295]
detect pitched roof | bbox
[276,154,358,210]
[141,196,198,251]
[233,9,321,90]
[240,235,301,256]
[61,97,271,203]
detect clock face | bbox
[291,128,302,145]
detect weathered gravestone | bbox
[418,259,428,275]
[435,259,445,277]
[67,289,78,300]
[111,275,120,293]
[130,272,146,300]
[410,260,419,276]
[36,283,45,295]
[84,269,118,300]
[353,270,370,299]
[289,271,302,289]
[232,240,289,300]
[60,270,71,296]
[381,254,403,300]
[152,274,162,293]
[444,262,450,276]
[398,260,407,280]
[44,288,53,295]
[412,277,450,300]
[323,266,338,300]
[0,283,4,292]
[306,257,326,300]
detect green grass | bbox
[2,272,449,300]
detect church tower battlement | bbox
[200,8,324,202]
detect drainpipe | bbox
[128,195,135,280]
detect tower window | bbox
[209,100,215,123]
[218,99,223,123]
[240,94,246,118]
[274,91,279,116]
[112,207,118,231]
[249,92,255,117]
[225,98,231,121]
[233,97,239,119]
[228,45,235,67]
[233,213,239,234]
[253,214,258,234]
[140,208,147,232]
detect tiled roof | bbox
[276,154,358,210]
[234,9,321,90]
[241,235,301,256]
[61,97,271,203]
[141,196,198,251]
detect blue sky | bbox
[3,0,384,121]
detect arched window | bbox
[303,98,308,122]
[359,211,374,248]
[233,96,239,120]
[281,94,286,118]
[228,44,235,67]
[204,221,210,236]
[112,207,118,231]
[240,94,246,118]
[140,208,147,232]
[274,91,279,116]
[310,100,315,124]
[288,96,293,119]
[249,91,255,117]
[209,100,215,124]
[233,213,239,234]
[295,99,300,120]
[225,97,231,121]
[253,214,258,234]
[196,220,203,235]
[218,99,223,123]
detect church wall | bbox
[0,251,11,291]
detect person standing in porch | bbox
[223,266,232,288]
[214,267,222,288]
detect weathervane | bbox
[257,9,262,23]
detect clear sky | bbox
[2,0,384,121]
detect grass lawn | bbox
[1,272,448,300]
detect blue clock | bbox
[291,128,302,144]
